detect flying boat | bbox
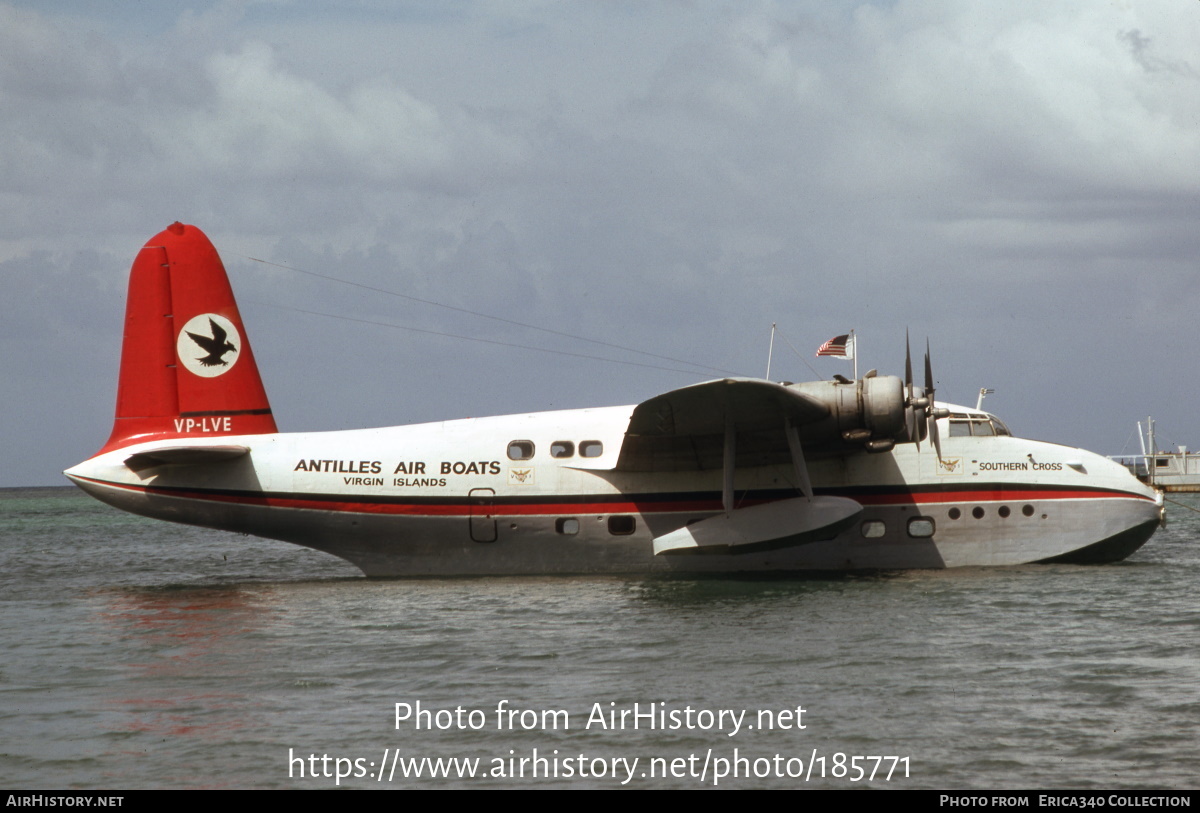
[65,223,1163,575]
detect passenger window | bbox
[860,520,886,538]
[556,518,580,535]
[607,515,635,535]
[907,517,935,538]
[507,440,535,461]
[550,441,575,459]
[579,440,603,458]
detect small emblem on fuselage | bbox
[177,314,240,378]
[509,467,534,485]
[936,456,963,475]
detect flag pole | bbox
[851,328,857,380]
[765,323,776,380]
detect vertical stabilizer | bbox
[99,222,276,454]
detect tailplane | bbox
[98,222,276,454]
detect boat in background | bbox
[1112,417,1200,493]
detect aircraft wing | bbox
[610,377,831,473]
[587,378,864,555]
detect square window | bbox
[860,520,886,538]
[607,515,635,535]
[907,517,935,538]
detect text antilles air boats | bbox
[66,223,1163,575]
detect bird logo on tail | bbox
[177,314,241,378]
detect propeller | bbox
[924,339,944,461]
[904,331,919,447]
[904,332,947,459]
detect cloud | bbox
[169,43,451,182]
[5,1,1200,484]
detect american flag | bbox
[816,333,854,359]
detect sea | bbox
[1,486,1196,790]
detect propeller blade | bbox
[905,330,918,447]
[924,339,934,401]
[924,338,942,461]
[905,330,913,399]
[930,410,943,461]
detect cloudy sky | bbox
[3,1,1199,487]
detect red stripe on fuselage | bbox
[74,476,1155,518]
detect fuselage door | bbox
[469,488,497,543]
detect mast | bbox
[765,323,776,380]
[851,329,858,380]
[1147,417,1155,487]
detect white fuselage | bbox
[65,403,1163,576]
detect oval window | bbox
[579,440,603,458]
[507,440,535,461]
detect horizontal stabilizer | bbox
[124,445,250,473]
[653,496,862,556]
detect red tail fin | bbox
[99,222,277,454]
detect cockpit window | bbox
[972,420,995,436]
[947,413,1011,438]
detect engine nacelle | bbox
[789,375,924,452]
